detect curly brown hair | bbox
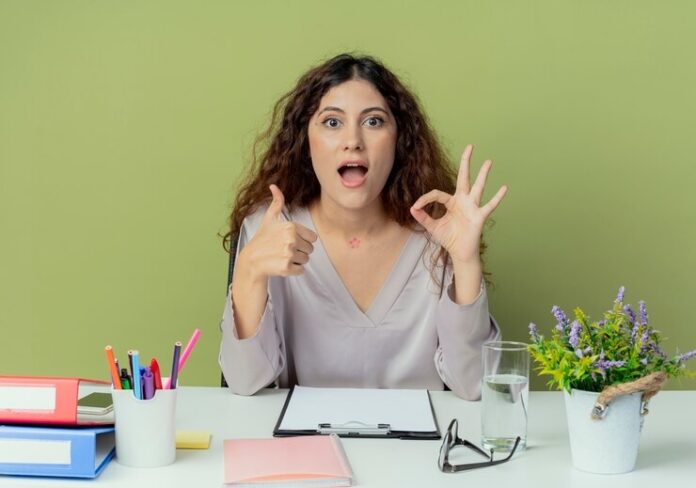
[223,53,489,288]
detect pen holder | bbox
[112,388,177,468]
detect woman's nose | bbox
[343,125,364,151]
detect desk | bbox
[1,388,694,487]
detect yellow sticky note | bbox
[176,430,211,449]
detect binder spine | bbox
[0,376,78,424]
[0,427,108,478]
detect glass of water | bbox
[481,341,529,452]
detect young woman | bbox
[219,53,508,400]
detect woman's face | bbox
[307,79,397,211]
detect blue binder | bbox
[0,425,115,478]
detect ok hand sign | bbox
[410,145,508,265]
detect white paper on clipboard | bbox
[278,386,438,433]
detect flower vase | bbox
[563,389,644,474]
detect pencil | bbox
[104,346,122,389]
[131,350,142,399]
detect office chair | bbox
[220,232,238,388]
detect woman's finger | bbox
[263,184,286,223]
[481,185,509,217]
[456,144,473,194]
[409,206,438,234]
[470,160,493,204]
[295,238,314,255]
[284,263,305,276]
[295,223,318,243]
[412,189,453,210]
[291,250,310,265]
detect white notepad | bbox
[277,387,438,435]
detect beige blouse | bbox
[218,206,500,400]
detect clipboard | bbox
[273,386,441,440]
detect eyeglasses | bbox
[438,419,520,473]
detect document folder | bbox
[0,425,115,478]
[273,386,441,440]
[0,376,112,425]
[223,434,353,486]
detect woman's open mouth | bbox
[337,161,368,188]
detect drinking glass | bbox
[481,341,529,452]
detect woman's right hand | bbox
[231,185,317,339]
[237,184,318,281]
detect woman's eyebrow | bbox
[317,106,390,116]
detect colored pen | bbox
[150,358,163,389]
[120,368,132,390]
[104,346,122,389]
[142,367,155,400]
[178,329,201,374]
[120,367,131,383]
[169,342,182,389]
[164,329,201,389]
[127,350,134,381]
[131,350,142,399]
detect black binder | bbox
[272,386,441,440]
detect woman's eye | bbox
[364,116,384,127]
[322,118,341,128]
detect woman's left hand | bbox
[410,144,508,265]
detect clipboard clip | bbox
[317,421,391,436]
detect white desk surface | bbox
[1,387,694,487]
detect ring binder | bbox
[318,421,391,436]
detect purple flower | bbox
[615,286,625,303]
[528,322,540,342]
[650,343,667,359]
[575,346,592,359]
[552,305,568,331]
[677,349,696,363]
[639,300,648,326]
[640,328,650,352]
[640,357,649,365]
[594,358,626,377]
[631,323,640,344]
[623,305,636,324]
[569,320,581,349]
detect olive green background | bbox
[1,1,694,390]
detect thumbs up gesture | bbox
[239,185,318,279]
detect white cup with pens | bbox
[106,329,201,468]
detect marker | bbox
[142,367,155,400]
[127,350,134,381]
[120,368,132,390]
[131,350,142,399]
[169,342,182,390]
[150,358,163,389]
[104,346,122,389]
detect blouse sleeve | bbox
[218,210,285,396]
[433,278,501,400]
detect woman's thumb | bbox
[266,184,286,219]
